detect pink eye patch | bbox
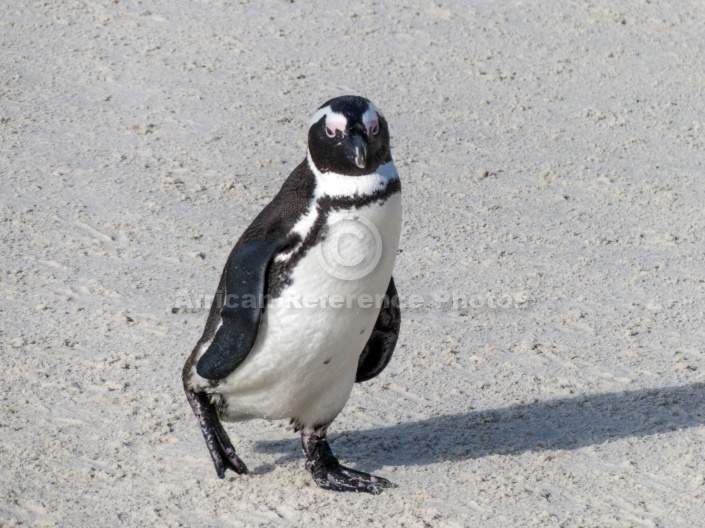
[362,105,380,136]
[324,113,347,137]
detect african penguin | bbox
[182,95,402,494]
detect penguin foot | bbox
[185,390,249,478]
[302,431,395,494]
[310,462,396,494]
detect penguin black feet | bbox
[301,431,396,494]
[185,390,248,478]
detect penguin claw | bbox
[214,444,249,478]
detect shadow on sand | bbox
[253,382,705,471]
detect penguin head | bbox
[307,95,392,176]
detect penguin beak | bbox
[349,133,367,169]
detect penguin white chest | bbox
[215,192,401,427]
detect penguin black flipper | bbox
[196,236,288,380]
[355,276,401,383]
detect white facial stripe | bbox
[308,106,331,127]
[309,105,348,134]
[310,102,383,135]
[362,104,379,129]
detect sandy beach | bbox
[2,1,705,526]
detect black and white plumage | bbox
[182,95,402,493]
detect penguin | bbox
[182,95,402,494]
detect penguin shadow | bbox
[248,444,301,476]
[254,382,705,472]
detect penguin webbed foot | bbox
[310,462,396,494]
[185,390,249,478]
[302,431,395,494]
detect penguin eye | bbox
[368,121,379,136]
[325,126,336,138]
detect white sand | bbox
[2,1,705,526]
